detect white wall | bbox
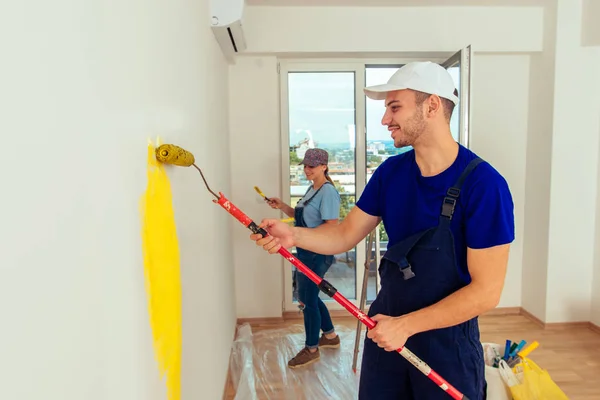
[1,1,235,399]
[593,109,600,327]
[244,6,544,54]
[545,0,600,323]
[470,55,530,308]
[228,56,284,318]
[521,3,557,322]
[582,0,600,47]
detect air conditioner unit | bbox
[210,0,247,64]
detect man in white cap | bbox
[251,61,514,399]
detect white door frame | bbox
[278,61,367,313]
[441,45,473,149]
[277,49,472,313]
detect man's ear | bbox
[426,95,442,117]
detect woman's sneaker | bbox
[288,347,320,369]
[318,334,340,348]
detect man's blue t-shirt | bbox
[356,144,514,282]
[296,183,341,228]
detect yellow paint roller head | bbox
[155,144,195,167]
[154,143,220,199]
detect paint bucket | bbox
[482,342,512,400]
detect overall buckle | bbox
[441,197,456,219]
[400,263,416,280]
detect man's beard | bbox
[393,110,426,148]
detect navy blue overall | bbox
[358,158,487,400]
[293,182,335,348]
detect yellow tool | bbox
[253,187,295,223]
[155,144,219,199]
[155,143,195,166]
[517,341,539,358]
[254,186,271,201]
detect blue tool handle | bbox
[503,340,511,361]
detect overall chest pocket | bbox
[410,228,455,264]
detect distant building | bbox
[290,134,316,159]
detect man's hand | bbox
[249,218,295,254]
[366,314,415,352]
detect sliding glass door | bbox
[279,49,472,312]
[279,62,366,312]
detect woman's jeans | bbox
[295,248,335,349]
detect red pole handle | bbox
[214,193,469,400]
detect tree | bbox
[367,155,382,168]
[333,181,353,219]
[378,223,389,243]
[290,150,301,164]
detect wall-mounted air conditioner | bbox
[210,0,247,64]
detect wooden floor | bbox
[224,313,600,399]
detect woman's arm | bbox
[266,198,295,218]
[279,203,295,218]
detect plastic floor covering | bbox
[228,323,365,400]
[227,324,512,400]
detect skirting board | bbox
[520,307,600,332]
[236,307,600,333]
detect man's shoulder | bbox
[456,146,515,248]
[472,161,508,185]
[456,147,513,211]
[381,149,414,167]
[373,149,415,178]
[460,148,510,192]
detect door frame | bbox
[441,45,473,149]
[277,49,472,313]
[278,61,368,313]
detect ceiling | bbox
[246,0,549,6]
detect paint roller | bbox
[154,143,470,400]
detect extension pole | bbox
[213,192,470,400]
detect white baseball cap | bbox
[363,61,459,105]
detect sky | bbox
[287,66,461,147]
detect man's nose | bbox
[381,109,392,126]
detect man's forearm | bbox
[292,223,351,255]
[405,282,499,336]
[288,207,379,256]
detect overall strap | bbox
[440,157,484,220]
[297,185,313,204]
[302,181,333,207]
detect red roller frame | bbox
[214,192,469,400]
